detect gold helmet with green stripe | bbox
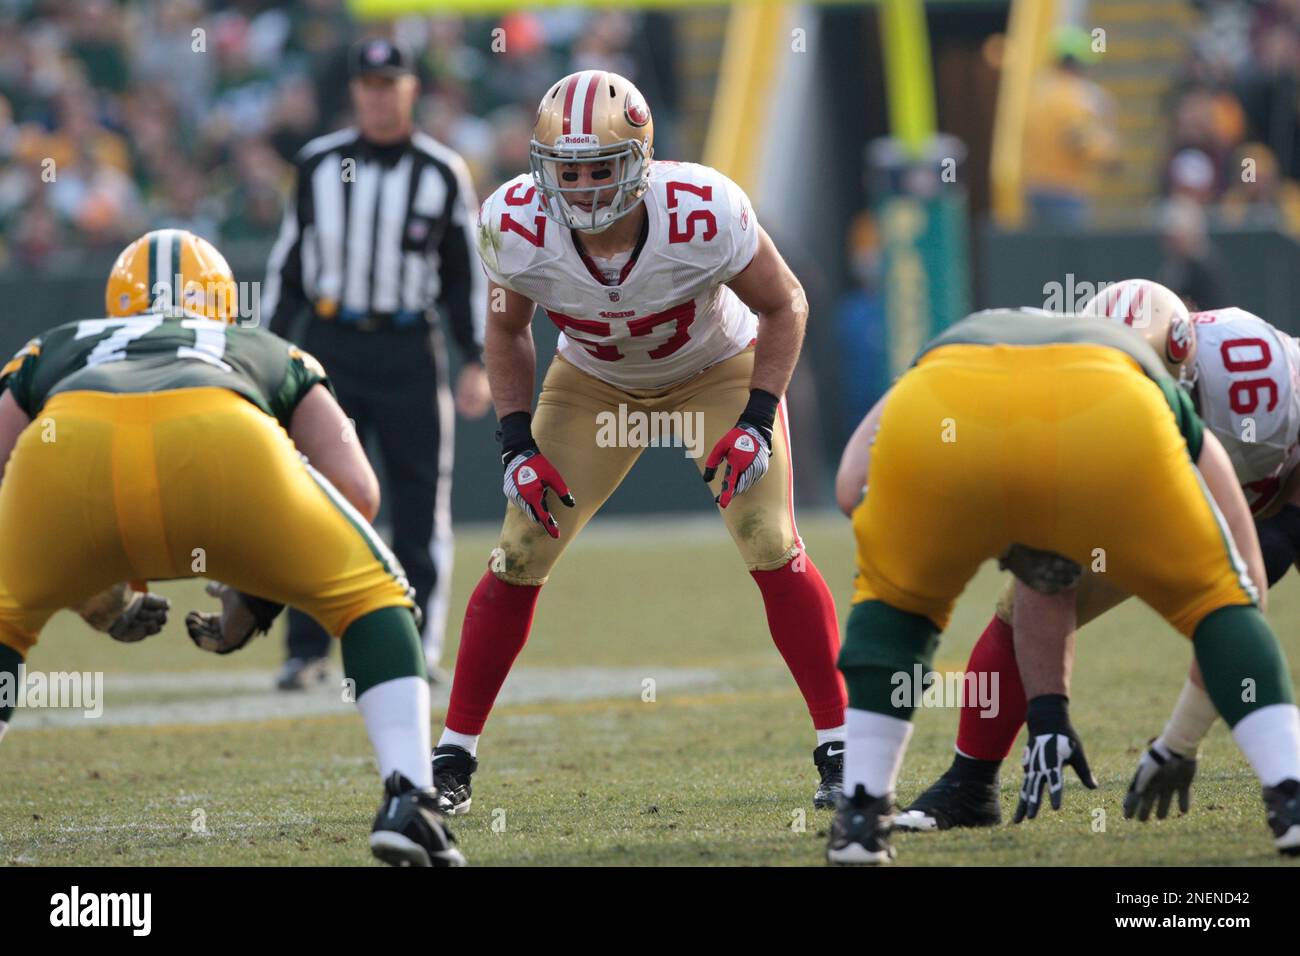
[106,228,238,322]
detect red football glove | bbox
[504,448,576,538]
[702,424,771,508]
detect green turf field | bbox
[2,513,1297,866]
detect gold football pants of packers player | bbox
[493,347,802,585]
[851,343,1256,638]
[0,387,413,657]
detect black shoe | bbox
[827,785,895,865]
[813,741,845,809]
[432,744,477,816]
[369,771,466,867]
[893,756,1002,831]
[1263,778,1300,856]
[276,656,329,691]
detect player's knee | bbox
[838,600,940,673]
[730,511,799,570]
[487,546,552,587]
[837,600,941,718]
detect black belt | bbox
[315,307,427,332]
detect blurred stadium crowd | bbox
[0,0,677,270]
[1168,0,1300,232]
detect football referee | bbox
[262,38,490,688]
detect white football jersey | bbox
[476,161,760,390]
[1192,307,1300,511]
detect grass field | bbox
[2,512,1298,867]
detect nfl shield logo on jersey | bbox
[608,290,621,302]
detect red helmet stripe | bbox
[561,75,578,135]
[1128,285,1145,325]
[582,71,603,135]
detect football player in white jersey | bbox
[430,71,847,814]
[894,279,1300,840]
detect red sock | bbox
[751,554,846,730]
[954,614,1027,761]
[444,570,541,735]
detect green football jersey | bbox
[915,308,1204,460]
[0,316,332,430]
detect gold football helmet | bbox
[1079,278,1197,386]
[529,70,654,233]
[106,228,239,322]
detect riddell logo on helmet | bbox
[554,133,599,149]
[625,93,649,127]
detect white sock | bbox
[438,727,479,757]
[357,676,432,788]
[1231,703,1300,787]
[1156,677,1218,757]
[844,707,914,798]
[0,720,8,744]
[816,724,846,748]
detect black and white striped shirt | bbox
[262,127,485,361]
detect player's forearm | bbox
[749,298,807,397]
[289,385,381,521]
[0,390,31,483]
[485,320,536,418]
[835,391,890,515]
[1156,665,1218,758]
[1011,582,1077,699]
[1198,431,1268,610]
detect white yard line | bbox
[16,666,724,729]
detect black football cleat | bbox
[370,771,466,867]
[432,744,478,816]
[813,741,845,809]
[893,758,1002,831]
[827,785,895,865]
[1263,778,1300,856]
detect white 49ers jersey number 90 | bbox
[1193,307,1300,512]
[475,161,759,390]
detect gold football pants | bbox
[0,387,412,656]
[492,349,803,585]
[851,343,1255,636]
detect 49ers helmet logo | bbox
[1167,317,1193,363]
[625,91,649,127]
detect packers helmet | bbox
[1079,278,1198,386]
[106,228,239,322]
[529,70,654,233]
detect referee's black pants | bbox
[286,320,454,667]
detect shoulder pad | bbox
[477,174,553,283]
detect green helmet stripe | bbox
[161,229,181,311]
